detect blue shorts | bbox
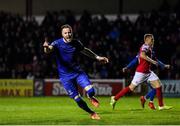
[60,72,91,98]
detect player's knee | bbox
[158,80,162,86]
[150,80,162,88]
[129,84,136,91]
[71,94,82,102]
[84,85,95,98]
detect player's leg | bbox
[140,83,156,109]
[113,72,144,101]
[148,72,163,107]
[76,72,100,108]
[148,71,172,110]
[145,89,156,101]
[140,96,146,108]
[110,83,133,110]
[110,72,146,109]
[114,83,135,101]
[141,89,156,109]
[147,87,156,110]
[60,78,100,119]
[144,83,156,100]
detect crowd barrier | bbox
[0,79,179,97]
[35,79,125,96]
[0,79,33,96]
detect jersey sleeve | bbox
[76,40,85,51]
[50,40,58,48]
[141,44,149,53]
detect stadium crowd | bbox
[0,4,180,79]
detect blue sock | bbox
[86,88,95,98]
[149,89,156,101]
[145,89,156,101]
[76,99,94,114]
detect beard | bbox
[64,37,72,43]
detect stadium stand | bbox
[0,7,180,79]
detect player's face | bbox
[146,36,154,46]
[62,28,73,43]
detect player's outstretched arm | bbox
[140,52,158,66]
[43,39,54,54]
[81,47,109,64]
[157,60,171,69]
[152,51,170,69]
[123,55,138,72]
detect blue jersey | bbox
[50,38,84,79]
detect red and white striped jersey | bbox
[136,43,153,73]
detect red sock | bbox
[115,87,131,101]
[156,86,164,107]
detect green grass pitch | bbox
[0,96,179,125]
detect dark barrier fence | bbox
[0,79,179,97]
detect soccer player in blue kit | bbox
[43,24,109,120]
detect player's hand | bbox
[43,37,49,47]
[43,41,49,47]
[153,61,158,66]
[96,56,109,64]
[43,42,49,47]
[164,64,170,69]
[122,67,127,73]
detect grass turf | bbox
[0,96,179,125]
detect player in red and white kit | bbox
[110,34,172,110]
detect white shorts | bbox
[131,71,159,86]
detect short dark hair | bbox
[61,24,72,32]
[144,34,153,41]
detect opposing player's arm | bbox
[81,47,109,64]
[140,51,158,66]
[152,51,170,69]
[157,60,170,69]
[126,55,138,69]
[123,55,138,72]
[43,41,54,54]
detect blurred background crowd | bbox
[0,0,180,80]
